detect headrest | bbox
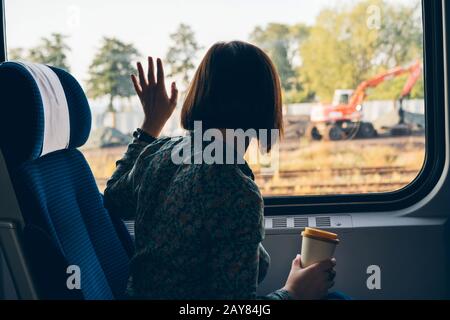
[0,61,91,168]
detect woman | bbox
[104,41,336,299]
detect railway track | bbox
[95,165,419,195]
[261,181,411,194]
[279,135,425,151]
[254,166,419,179]
[254,166,418,194]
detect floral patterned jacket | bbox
[104,133,290,300]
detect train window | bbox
[4,0,425,197]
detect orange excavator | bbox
[307,60,422,141]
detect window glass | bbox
[5,0,425,196]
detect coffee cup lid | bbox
[301,227,339,243]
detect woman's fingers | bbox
[316,259,335,272]
[135,57,171,101]
[169,82,178,106]
[292,254,302,269]
[156,58,165,88]
[131,74,142,96]
[147,57,156,86]
[137,62,147,88]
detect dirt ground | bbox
[82,134,425,196]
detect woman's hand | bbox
[282,255,336,300]
[131,57,178,138]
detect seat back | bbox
[0,61,133,299]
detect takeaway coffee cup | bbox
[300,227,339,268]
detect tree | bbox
[300,0,423,102]
[28,33,71,71]
[377,1,422,68]
[369,1,424,100]
[86,37,139,120]
[249,23,313,103]
[165,23,202,89]
[8,48,26,60]
[250,24,294,91]
[287,24,315,103]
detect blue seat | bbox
[0,61,133,299]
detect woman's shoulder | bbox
[202,162,261,197]
[137,135,184,159]
[146,135,183,150]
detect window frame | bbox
[264,0,446,215]
[0,0,446,216]
[0,0,5,62]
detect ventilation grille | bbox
[315,216,331,228]
[293,217,309,228]
[124,220,135,235]
[272,217,287,229]
[126,215,350,234]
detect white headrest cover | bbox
[17,62,71,157]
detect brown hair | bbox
[181,41,283,150]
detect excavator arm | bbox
[400,61,422,98]
[348,60,422,109]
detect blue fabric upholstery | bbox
[49,66,92,150]
[0,62,133,299]
[0,62,92,166]
[0,62,45,166]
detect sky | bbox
[5,0,417,85]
